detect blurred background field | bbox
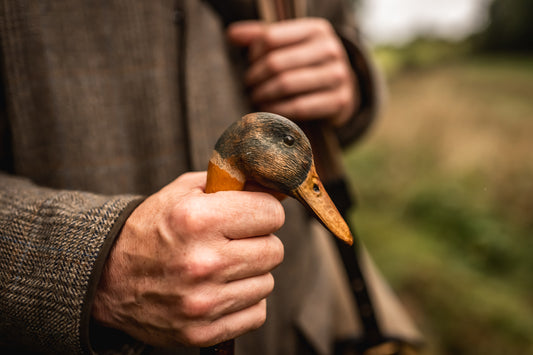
[345,0,533,354]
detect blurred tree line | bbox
[354,0,532,53]
[476,0,533,52]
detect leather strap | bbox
[323,178,386,352]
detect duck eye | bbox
[283,135,295,146]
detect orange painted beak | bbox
[291,162,353,246]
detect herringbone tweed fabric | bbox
[0,0,392,354]
[0,174,141,353]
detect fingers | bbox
[221,234,284,280]
[170,233,283,285]
[250,61,348,103]
[245,38,342,87]
[169,171,208,192]
[232,19,337,61]
[178,273,274,322]
[244,181,287,201]
[162,238,281,346]
[180,299,268,347]
[243,20,344,84]
[213,191,285,239]
[169,190,285,241]
[256,79,356,123]
[228,19,341,72]
[93,171,287,348]
[228,18,357,125]
[161,173,285,239]
[228,19,308,49]
[227,20,266,46]
[212,274,274,319]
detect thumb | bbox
[244,181,287,201]
[164,171,208,194]
[227,20,266,47]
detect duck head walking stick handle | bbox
[200,113,353,355]
[200,3,303,354]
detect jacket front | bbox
[0,1,412,354]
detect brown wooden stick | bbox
[293,0,306,18]
[200,162,243,354]
[257,0,277,23]
[200,339,234,355]
[203,2,308,354]
[255,2,389,351]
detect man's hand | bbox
[228,18,359,127]
[92,172,285,347]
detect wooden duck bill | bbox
[291,161,353,246]
[206,112,353,246]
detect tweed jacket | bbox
[0,1,420,354]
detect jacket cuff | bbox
[80,197,146,355]
[334,25,383,148]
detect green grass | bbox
[344,53,533,354]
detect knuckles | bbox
[269,199,286,231]
[169,195,211,236]
[338,86,352,107]
[287,96,309,119]
[180,293,216,320]
[320,38,343,60]
[308,18,334,32]
[248,299,268,331]
[178,324,214,347]
[275,72,295,95]
[181,248,224,283]
[330,61,350,83]
[177,301,268,347]
[269,236,285,268]
[263,52,284,77]
[263,272,276,295]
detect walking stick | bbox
[256,0,388,351]
[203,0,386,353]
[201,112,353,354]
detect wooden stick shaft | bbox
[204,1,307,354]
[200,340,235,355]
[255,2,387,350]
[201,161,240,354]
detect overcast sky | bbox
[356,0,492,45]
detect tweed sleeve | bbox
[0,172,144,354]
[308,0,383,147]
[334,25,383,148]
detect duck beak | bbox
[292,162,353,246]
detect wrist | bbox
[82,197,145,352]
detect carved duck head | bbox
[206,112,353,245]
